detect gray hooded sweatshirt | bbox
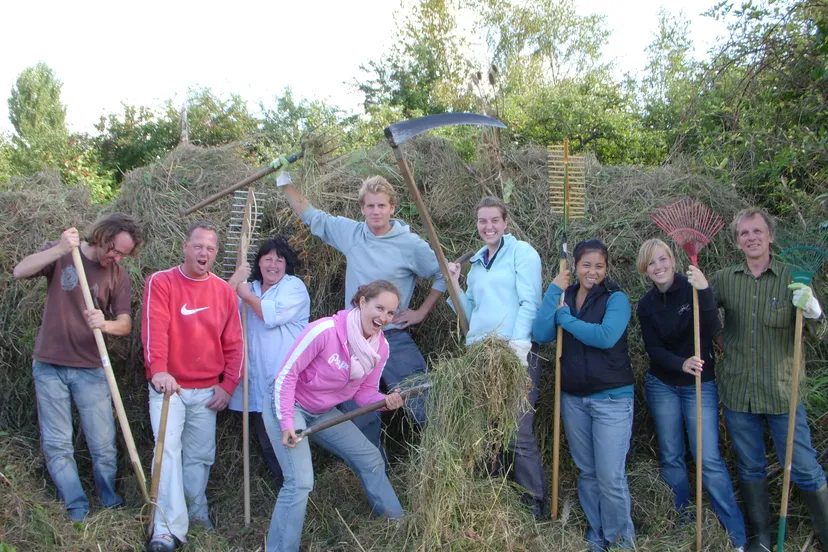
[301,205,446,330]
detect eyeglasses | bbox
[106,245,130,258]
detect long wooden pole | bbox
[294,384,431,442]
[692,286,703,552]
[551,138,570,519]
[777,308,805,551]
[70,247,150,504]
[147,394,172,538]
[236,188,254,529]
[390,147,469,336]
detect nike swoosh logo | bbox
[181,304,209,316]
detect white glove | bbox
[508,340,531,367]
[276,170,293,187]
[789,283,823,320]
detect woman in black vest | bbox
[636,238,746,550]
[534,239,635,552]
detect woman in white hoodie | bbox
[446,196,546,519]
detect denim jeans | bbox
[561,391,635,551]
[262,386,403,552]
[149,386,217,542]
[723,403,827,491]
[644,374,746,547]
[339,329,428,447]
[33,360,122,520]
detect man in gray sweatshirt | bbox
[278,171,445,445]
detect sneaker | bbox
[148,533,177,552]
[734,547,745,552]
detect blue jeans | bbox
[263,388,403,552]
[32,360,122,520]
[561,392,635,551]
[644,374,746,547]
[340,329,428,446]
[723,404,826,491]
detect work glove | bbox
[276,170,293,187]
[269,155,291,178]
[508,340,531,367]
[789,282,823,320]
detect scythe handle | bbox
[293,383,431,442]
[391,148,469,335]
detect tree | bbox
[7,62,70,174]
[677,0,828,212]
[355,0,475,117]
[94,104,178,181]
[638,8,699,159]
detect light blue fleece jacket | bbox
[301,206,446,330]
[448,234,542,346]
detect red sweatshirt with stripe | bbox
[142,266,244,394]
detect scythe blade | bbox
[384,112,506,148]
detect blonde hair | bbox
[730,208,776,240]
[358,176,397,207]
[637,238,674,274]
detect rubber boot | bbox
[801,484,828,550]
[740,479,772,552]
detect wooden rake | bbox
[650,198,724,552]
[775,238,828,551]
[228,188,262,529]
[70,248,150,506]
[547,138,585,519]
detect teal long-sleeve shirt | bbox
[532,283,631,349]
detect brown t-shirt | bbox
[30,241,132,368]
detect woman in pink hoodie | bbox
[262,280,406,552]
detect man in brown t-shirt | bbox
[13,213,142,522]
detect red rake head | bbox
[650,199,725,266]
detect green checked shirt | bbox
[712,258,826,415]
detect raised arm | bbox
[13,228,78,280]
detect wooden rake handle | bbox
[551,257,566,519]
[147,393,172,538]
[777,307,805,551]
[70,247,150,504]
[692,287,703,552]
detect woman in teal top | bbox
[446,196,546,519]
[533,238,635,552]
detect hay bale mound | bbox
[405,337,532,551]
[1,138,824,551]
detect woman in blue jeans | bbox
[534,239,635,551]
[636,238,746,551]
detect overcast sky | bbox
[0,0,727,135]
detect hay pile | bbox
[404,337,531,551]
[1,137,826,551]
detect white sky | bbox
[0,0,727,135]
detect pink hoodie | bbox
[273,309,389,431]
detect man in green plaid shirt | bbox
[712,208,827,552]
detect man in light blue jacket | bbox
[278,171,445,446]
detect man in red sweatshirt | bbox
[142,221,244,552]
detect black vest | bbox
[561,279,633,396]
